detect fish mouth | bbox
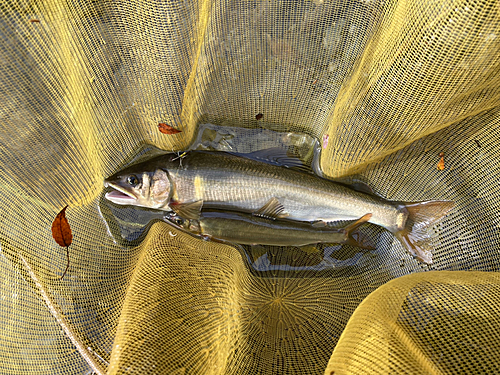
[104,182,138,205]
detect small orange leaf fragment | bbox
[437,153,445,171]
[158,123,182,134]
[51,206,72,279]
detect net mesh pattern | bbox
[0,0,499,374]
[326,272,500,374]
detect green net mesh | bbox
[1,0,499,374]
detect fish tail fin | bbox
[344,213,376,250]
[394,201,454,264]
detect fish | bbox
[164,210,375,249]
[104,150,454,263]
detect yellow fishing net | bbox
[1,0,499,374]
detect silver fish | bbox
[164,210,374,249]
[104,151,454,263]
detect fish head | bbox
[164,212,201,234]
[164,212,190,230]
[104,162,172,210]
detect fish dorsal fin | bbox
[253,197,289,220]
[170,200,203,220]
[235,148,315,174]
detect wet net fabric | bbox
[0,0,499,374]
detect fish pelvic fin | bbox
[343,213,375,250]
[394,201,454,264]
[253,197,289,220]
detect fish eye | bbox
[175,217,185,226]
[127,175,139,186]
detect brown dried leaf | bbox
[51,206,72,280]
[158,123,182,135]
[52,206,72,247]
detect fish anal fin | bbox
[170,200,203,220]
[343,213,372,233]
[253,197,288,220]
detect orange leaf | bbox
[437,156,445,171]
[158,123,182,134]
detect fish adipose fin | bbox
[395,201,454,264]
[343,213,376,250]
[253,197,289,220]
[170,200,203,220]
[350,181,375,195]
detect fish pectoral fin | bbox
[253,197,289,220]
[170,200,203,220]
